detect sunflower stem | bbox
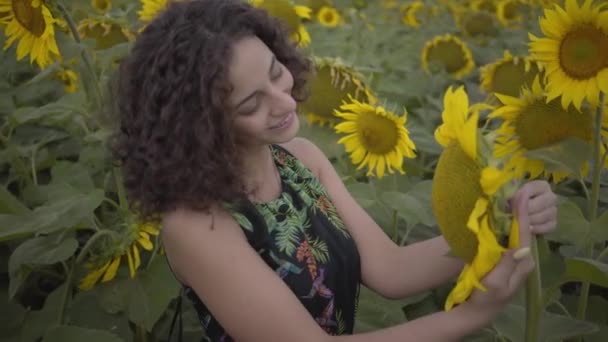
[56,2,103,113]
[76,229,117,264]
[57,258,75,325]
[525,235,543,342]
[575,92,605,327]
[113,166,129,212]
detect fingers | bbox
[531,219,557,234]
[528,189,558,215]
[508,255,535,292]
[529,205,557,226]
[483,251,518,293]
[521,180,551,198]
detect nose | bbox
[269,85,297,117]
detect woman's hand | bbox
[463,180,557,318]
[513,180,558,235]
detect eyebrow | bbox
[235,55,277,109]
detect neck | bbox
[239,144,276,195]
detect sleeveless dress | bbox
[183,144,362,341]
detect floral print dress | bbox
[184,144,362,341]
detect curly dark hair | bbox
[109,0,311,220]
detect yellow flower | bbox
[92,0,112,13]
[489,77,608,182]
[78,18,133,50]
[421,34,475,79]
[79,222,161,290]
[401,1,425,27]
[381,0,399,9]
[299,57,375,127]
[480,50,544,98]
[304,0,332,14]
[0,0,61,69]
[251,0,312,47]
[471,0,497,12]
[453,6,498,37]
[432,86,518,310]
[528,0,608,111]
[138,0,168,23]
[317,6,341,27]
[55,68,79,93]
[334,97,416,179]
[496,0,524,28]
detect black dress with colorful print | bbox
[184,144,362,341]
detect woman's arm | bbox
[285,138,463,299]
[161,205,511,342]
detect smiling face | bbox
[226,35,300,147]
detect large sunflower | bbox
[480,50,543,98]
[432,86,519,310]
[299,57,375,127]
[421,34,475,79]
[0,0,61,69]
[528,0,608,111]
[79,221,160,290]
[251,0,312,47]
[490,77,608,182]
[334,97,416,179]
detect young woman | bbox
[111,0,558,341]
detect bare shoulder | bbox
[279,137,328,178]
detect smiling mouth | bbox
[270,112,294,129]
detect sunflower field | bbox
[1,0,607,341]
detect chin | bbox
[273,113,300,144]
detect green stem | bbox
[577,92,605,322]
[525,236,542,342]
[31,148,38,186]
[113,166,129,212]
[56,2,103,112]
[57,259,75,325]
[76,230,117,264]
[597,245,608,262]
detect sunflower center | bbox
[559,24,608,80]
[491,61,541,97]
[356,110,400,154]
[12,0,46,37]
[516,98,593,150]
[463,12,495,36]
[432,143,482,263]
[502,1,521,20]
[93,0,111,12]
[323,11,335,23]
[426,40,468,73]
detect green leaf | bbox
[8,235,78,299]
[126,257,181,331]
[590,209,608,242]
[297,123,344,160]
[0,189,104,242]
[68,290,133,341]
[0,186,30,215]
[493,304,598,342]
[43,325,124,342]
[50,161,95,191]
[20,284,65,342]
[354,286,407,333]
[545,200,589,248]
[561,258,608,288]
[524,137,591,176]
[381,191,425,227]
[346,182,376,208]
[0,289,26,338]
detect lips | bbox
[270,112,294,129]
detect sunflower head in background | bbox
[432,86,521,310]
[299,57,375,127]
[400,1,425,28]
[453,6,498,37]
[55,67,79,93]
[480,50,544,98]
[421,34,475,79]
[305,0,333,15]
[496,0,525,28]
[489,77,608,183]
[317,6,342,28]
[251,0,312,47]
[0,0,62,69]
[471,0,497,12]
[528,0,608,111]
[78,17,134,50]
[92,0,112,14]
[334,97,416,179]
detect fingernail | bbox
[513,247,531,260]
